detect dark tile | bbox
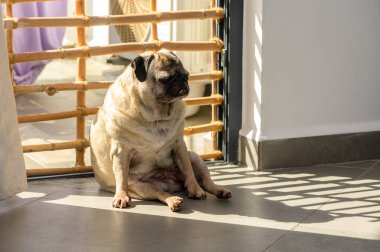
[2,164,378,252]
[370,161,380,170]
[266,230,380,252]
[0,198,286,252]
[357,167,380,181]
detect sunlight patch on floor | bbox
[43,194,298,231]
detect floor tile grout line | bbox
[315,160,380,170]
[356,160,380,179]
[325,165,368,170]
[263,190,350,251]
[261,160,380,251]
[261,201,330,252]
[262,182,351,252]
[333,165,377,170]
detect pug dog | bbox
[90,50,231,211]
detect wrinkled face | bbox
[131,50,190,103]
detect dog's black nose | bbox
[178,88,188,96]
[176,85,189,97]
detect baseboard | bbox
[240,131,380,170]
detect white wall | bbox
[242,0,380,141]
[241,0,262,142]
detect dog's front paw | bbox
[215,186,232,199]
[166,196,183,212]
[112,191,131,209]
[187,184,207,200]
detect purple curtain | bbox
[7,1,67,85]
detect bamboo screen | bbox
[2,0,224,177]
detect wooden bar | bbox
[162,40,223,52]
[189,71,223,82]
[184,121,223,136]
[18,108,97,123]
[13,40,224,63]
[199,150,223,160]
[184,94,223,106]
[210,0,219,152]
[18,110,81,123]
[14,47,84,62]
[13,81,114,94]
[13,71,224,95]
[75,0,87,167]
[26,166,93,177]
[151,0,158,41]
[3,8,224,29]
[23,139,89,153]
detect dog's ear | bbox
[131,54,155,82]
[131,56,146,82]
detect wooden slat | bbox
[3,8,224,29]
[26,166,93,177]
[189,71,223,82]
[199,150,223,160]
[210,0,219,152]
[17,108,97,123]
[184,121,223,136]
[13,81,113,94]
[13,40,224,63]
[184,94,223,106]
[151,0,158,41]
[23,139,89,153]
[74,0,87,167]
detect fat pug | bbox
[90,50,231,211]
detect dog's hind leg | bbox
[189,151,232,199]
[128,181,184,212]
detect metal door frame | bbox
[218,0,243,163]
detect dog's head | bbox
[131,50,190,103]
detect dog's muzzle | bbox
[168,77,189,99]
[158,74,190,103]
[175,82,189,97]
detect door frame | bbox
[219,0,244,163]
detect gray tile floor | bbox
[1,161,380,252]
[7,56,380,251]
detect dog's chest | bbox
[143,120,178,143]
[128,121,179,173]
[118,118,179,156]
[152,120,172,136]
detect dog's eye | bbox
[159,76,172,84]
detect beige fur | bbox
[90,50,231,211]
